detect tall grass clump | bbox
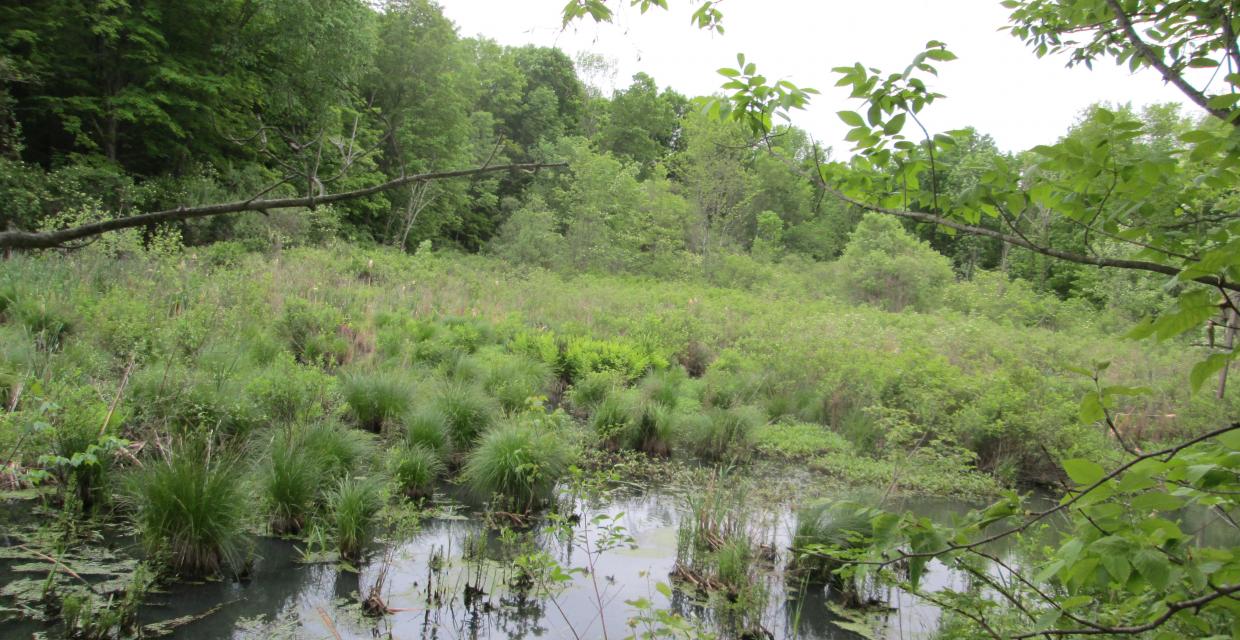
[565,369,625,417]
[340,370,414,432]
[260,432,327,535]
[483,353,552,413]
[462,421,575,511]
[429,381,498,450]
[589,389,639,450]
[328,476,384,561]
[12,297,73,350]
[682,405,764,462]
[404,407,450,455]
[790,500,880,605]
[302,420,377,480]
[129,445,250,576]
[387,444,444,500]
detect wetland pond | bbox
[2,467,1060,640]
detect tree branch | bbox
[0,162,567,250]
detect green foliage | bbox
[403,407,451,456]
[560,336,666,383]
[680,405,763,462]
[838,213,956,312]
[301,420,377,481]
[327,476,384,561]
[279,298,349,367]
[429,381,499,451]
[340,369,414,432]
[260,430,327,536]
[387,444,444,501]
[482,351,552,413]
[461,414,576,511]
[129,444,250,576]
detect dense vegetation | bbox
[1,0,1239,639]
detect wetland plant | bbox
[340,369,414,432]
[329,476,384,561]
[260,432,327,534]
[462,420,575,511]
[681,405,764,462]
[404,407,451,455]
[790,500,879,605]
[302,420,377,480]
[387,443,444,500]
[430,381,499,451]
[129,444,250,576]
[483,353,552,413]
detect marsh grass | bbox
[482,353,552,413]
[260,431,327,535]
[329,476,384,560]
[404,407,451,454]
[430,381,499,451]
[302,420,377,480]
[340,370,414,432]
[387,444,444,500]
[564,369,624,417]
[129,443,250,576]
[461,420,574,512]
[790,500,880,605]
[682,405,764,462]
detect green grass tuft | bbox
[328,476,384,561]
[462,420,575,511]
[340,370,413,432]
[387,444,444,500]
[129,444,250,576]
[429,381,499,451]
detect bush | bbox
[246,354,337,424]
[559,336,665,383]
[565,369,625,417]
[279,298,349,366]
[461,420,575,511]
[340,370,414,432]
[328,476,384,561]
[11,297,73,350]
[387,444,444,500]
[837,213,955,312]
[129,445,250,576]
[429,381,499,451]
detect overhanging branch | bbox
[0,162,567,251]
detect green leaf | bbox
[1190,352,1236,393]
[883,113,906,135]
[1079,392,1104,424]
[1063,458,1106,485]
[1132,492,1186,512]
[1132,549,1171,589]
[837,110,864,127]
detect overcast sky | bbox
[439,0,1200,154]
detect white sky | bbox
[439,0,1202,154]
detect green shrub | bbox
[12,297,73,350]
[461,420,575,512]
[340,370,414,432]
[837,213,956,312]
[328,476,384,561]
[279,297,348,366]
[681,405,763,462]
[589,390,640,450]
[129,445,250,576]
[387,444,444,500]
[429,381,498,450]
[559,336,665,383]
[128,361,261,440]
[246,353,337,424]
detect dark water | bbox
[16,479,1220,640]
[122,485,969,640]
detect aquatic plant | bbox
[302,420,377,480]
[429,381,499,450]
[340,369,414,432]
[387,443,444,500]
[329,476,384,560]
[790,500,880,603]
[403,407,450,455]
[260,432,326,535]
[681,405,764,462]
[129,444,250,576]
[565,369,625,417]
[483,353,552,413]
[462,420,575,511]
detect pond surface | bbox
[0,472,1048,640]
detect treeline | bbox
[0,0,1204,315]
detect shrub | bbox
[565,369,625,417]
[461,420,575,512]
[127,361,261,440]
[589,390,640,450]
[429,381,498,451]
[46,389,123,512]
[328,476,384,561]
[559,336,665,383]
[129,445,250,576]
[12,297,73,350]
[246,353,337,424]
[387,444,444,500]
[279,297,349,366]
[837,213,955,312]
[340,370,414,432]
